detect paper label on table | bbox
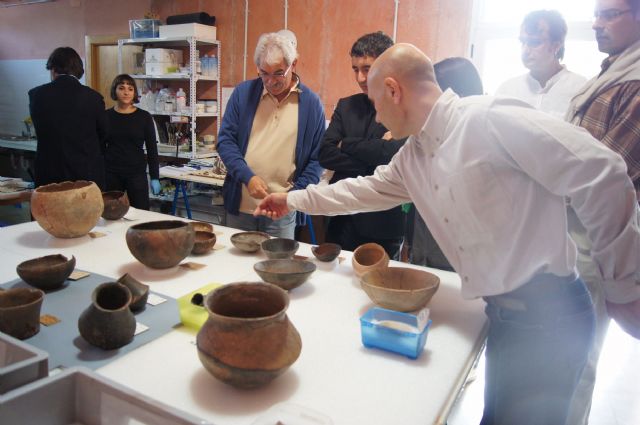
[212,243,225,251]
[68,270,90,281]
[134,322,149,335]
[146,293,167,306]
[40,314,61,326]
[180,262,207,270]
[338,256,346,264]
[89,231,107,238]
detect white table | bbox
[0,208,488,425]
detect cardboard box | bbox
[146,62,180,76]
[144,48,183,64]
[159,23,216,40]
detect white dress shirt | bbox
[289,90,640,302]
[495,67,587,119]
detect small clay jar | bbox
[352,242,390,278]
[196,282,302,389]
[78,282,136,350]
[117,273,149,313]
[101,191,130,220]
[0,288,44,340]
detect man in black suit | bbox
[318,32,406,258]
[29,47,108,189]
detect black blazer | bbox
[319,93,406,239]
[29,75,108,189]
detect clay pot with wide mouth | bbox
[126,220,195,269]
[191,231,217,255]
[352,243,390,278]
[16,254,75,291]
[101,191,130,220]
[0,288,45,340]
[30,180,104,238]
[196,282,302,389]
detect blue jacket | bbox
[217,77,325,225]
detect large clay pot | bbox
[196,282,302,389]
[125,220,195,269]
[0,288,44,340]
[352,242,390,278]
[101,191,130,220]
[31,181,103,238]
[78,282,136,350]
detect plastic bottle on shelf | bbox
[176,88,186,112]
[210,54,218,79]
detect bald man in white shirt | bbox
[255,43,640,425]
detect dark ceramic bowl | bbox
[360,267,440,312]
[101,191,130,220]
[190,221,214,233]
[125,220,195,269]
[16,254,76,291]
[311,243,342,262]
[192,231,217,255]
[253,259,317,291]
[261,238,299,259]
[117,273,149,313]
[230,231,270,253]
[0,287,44,340]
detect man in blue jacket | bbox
[217,31,325,238]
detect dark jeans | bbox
[106,172,150,210]
[481,274,595,425]
[326,215,402,260]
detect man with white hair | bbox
[217,32,325,238]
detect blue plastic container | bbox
[360,307,431,359]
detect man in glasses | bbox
[564,1,640,423]
[496,9,586,119]
[318,31,406,259]
[217,31,325,238]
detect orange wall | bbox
[0,0,473,113]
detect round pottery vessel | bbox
[117,273,149,312]
[78,282,136,350]
[361,267,440,312]
[190,221,214,233]
[261,238,299,259]
[126,220,195,269]
[230,231,270,253]
[101,191,130,220]
[311,243,341,262]
[0,288,44,340]
[31,180,104,238]
[16,254,75,291]
[253,259,316,291]
[352,243,390,278]
[196,282,302,389]
[191,231,217,255]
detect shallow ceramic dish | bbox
[311,243,341,262]
[230,231,270,253]
[253,259,316,291]
[16,254,76,291]
[192,231,217,255]
[101,191,129,220]
[261,238,299,259]
[360,267,440,312]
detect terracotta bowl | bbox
[261,238,299,259]
[352,243,390,278]
[190,221,214,233]
[117,273,149,312]
[192,231,217,255]
[16,254,76,291]
[125,220,195,269]
[253,259,316,291]
[30,180,104,238]
[360,267,440,312]
[230,231,270,253]
[101,191,130,220]
[311,243,342,262]
[0,287,44,340]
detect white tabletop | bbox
[0,208,488,425]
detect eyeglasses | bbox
[519,37,548,48]
[257,63,293,81]
[593,9,633,22]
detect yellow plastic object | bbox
[177,283,221,330]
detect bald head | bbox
[369,43,437,88]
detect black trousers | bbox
[326,215,402,260]
[106,172,150,210]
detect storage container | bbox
[360,307,431,359]
[0,332,48,394]
[0,367,212,424]
[159,23,216,40]
[129,19,161,39]
[146,62,180,76]
[144,48,183,65]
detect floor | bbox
[3,202,639,425]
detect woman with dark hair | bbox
[104,74,160,210]
[406,57,484,269]
[28,46,108,189]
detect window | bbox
[470,0,606,94]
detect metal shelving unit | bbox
[117,36,221,159]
